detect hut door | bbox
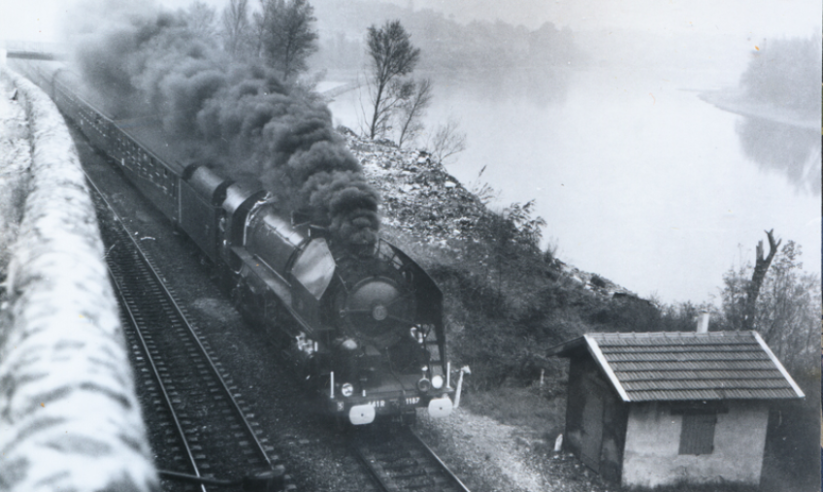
[581,392,604,471]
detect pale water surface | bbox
[329,67,821,305]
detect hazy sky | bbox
[2,0,819,44]
[402,0,820,35]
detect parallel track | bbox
[353,427,471,492]
[87,175,289,491]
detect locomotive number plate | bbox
[405,397,420,405]
[369,400,386,408]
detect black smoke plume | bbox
[66,2,379,251]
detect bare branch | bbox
[221,0,252,57]
[396,78,433,148]
[186,1,218,39]
[427,117,467,164]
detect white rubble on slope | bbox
[342,129,640,299]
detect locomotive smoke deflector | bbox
[291,239,335,301]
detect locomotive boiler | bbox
[12,59,454,426]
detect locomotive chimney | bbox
[696,312,710,333]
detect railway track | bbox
[353,427,471,492]
[88,176,291,491]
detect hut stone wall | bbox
[564,356,629,482]
[621,400,769,488]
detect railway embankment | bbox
[341,130,651,492]
[0,67,157,492]
[342,128,653,374]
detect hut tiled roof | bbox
[549,331,804,402]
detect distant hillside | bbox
[699,36,821,129]
[309,0,581,72]
[569,27,753,76]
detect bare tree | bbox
[365,20,420,140]
[255,0,318,80]
[396,78,432,148]
[427,117,467,163]
[221,0,252,57]
[186,1,218,39]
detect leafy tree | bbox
[749,241,820,369]
[221,0,253,57]
[739,36,820,115]
[505,200,547,250]
[255,0,318,80]
[365,20,420,140]
[719,239,820,371]
[469,199,547,294]
[395,78,432,148]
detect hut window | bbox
[678,411,716,455]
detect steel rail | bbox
[352,443,394,492]
[408,428,472,492]
[85,168,274,469]
[352,426,472,492]
[109,263,206,492]
[83,169,284,492]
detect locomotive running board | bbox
[231,246,319,338]
[232,246,292,302]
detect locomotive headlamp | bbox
[341,338,358,350]
[341,383,354,397]
[417,378,431,392]
[372,304,388,321]
[431,375,444,389]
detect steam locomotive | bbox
[12,59,454,426]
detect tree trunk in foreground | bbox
[743,229,781,331]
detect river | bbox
[327,66,821,305]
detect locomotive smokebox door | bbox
[291,238,336,301]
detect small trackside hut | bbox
[548,331,804,489]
